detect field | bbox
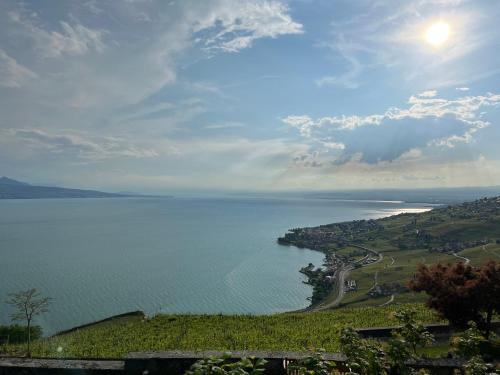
[341,242,500,308]
[5,304,440,358]
[280,196,500,308]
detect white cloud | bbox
[281,115,316,137]
[418,90,437,98]
[320,140,345,150]
[204,122,245,129]
[398,148,423,160]
[456,87,470,91]
[315,36,364,89]
[8,12,106,58]
[283,92,500,147]
[0,49,37,88]
[6,129,158,160]
[194,0,303,53]
[44,22,106,58]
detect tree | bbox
[451,323,497,375]
[340,327,386,374]
[392,309,434,356]
[475,261,500,338]
[6,289,51,357]
[386,309,434,375]
[408,261,500,337]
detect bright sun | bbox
[425,22,450,47]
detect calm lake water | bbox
[0,196,430,334]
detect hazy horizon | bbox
[4,174,500,202]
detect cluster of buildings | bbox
[278,219,384,252]
[429,239,490,254]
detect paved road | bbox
[309,244,383,311]
[453,252,470,264]
[379,294,394,307]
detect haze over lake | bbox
[0,196,431,334]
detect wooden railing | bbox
[0,351,466,375]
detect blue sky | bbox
[0,0,499,193]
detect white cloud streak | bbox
[8,12,106,58]
[6,129,158,160]
[194,1,303,53]
[0,49,37,88]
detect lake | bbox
[0,196,431,334]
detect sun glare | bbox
[425,22,450,47]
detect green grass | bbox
[6,304,440,358]
[340,243,500,307]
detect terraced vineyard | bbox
[5,304,439,358]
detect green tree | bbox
[6,289,51,357]
[340,328,386,375]
[392,309,434,355]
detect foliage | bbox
[462,355,498,375]
[451,322,485,359]
[5,288,51,356]
[339,328,386,375]
[476,261,500,337]
[0,325,42,344]
[185,353,267,375]
[340,310,434,375]
[392,309,434,355]
[386,338,413,375]
[289,350,336,375]
[5,304,438,358]
[409,261,500,336]
[451,322,499,375]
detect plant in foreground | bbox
[340,328,386,375]
[185,352,267,375]
[289,349,336,375]
[6,289,51,357]
[451,322,499,375]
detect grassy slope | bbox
[279,197,500,308]
[7,305,439,358]
[338,199,500,308]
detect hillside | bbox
[279,196,500,308]
[0,177,126,199]
[5,304,438,358]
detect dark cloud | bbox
[333,115,470,164]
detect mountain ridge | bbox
[0,176,126,199]
[0,176,30,186]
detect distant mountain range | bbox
[0,177,128,199]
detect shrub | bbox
[289,350,336,375]
[0,325,42,344]
[185,352,267,375]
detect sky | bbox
[0,0,499,194]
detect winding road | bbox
[309,244,383,311]
[452,252,470,264]
[379,294,394,307]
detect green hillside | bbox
[5,304,438,358]
[279,196,500,308]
